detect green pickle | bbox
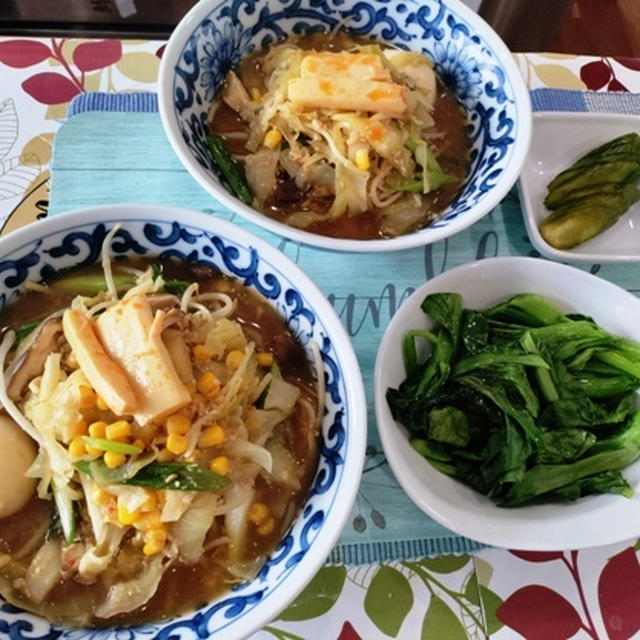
[540,184,640,250]
[540,132,640,249]
[544,161,640,208]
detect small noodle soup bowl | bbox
[0,204,366,639]
[159,0,531,251]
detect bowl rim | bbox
[0,203,367,639]
[158,0,532,253]
[374,256,640,550]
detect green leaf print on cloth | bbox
[364,565,413,636]
[421,594,467,640]
[278,566,347,621]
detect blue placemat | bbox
[49,88,640,564]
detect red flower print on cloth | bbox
[337,621,362,640]
[0,39,50,68]
[2,38,124,106]
[510,551,565,563]
[580,58,629,92]
[497,585,582,640]
[22,73,81,105]
[72,40,122,72]
[598,546,640,640]
[506,550,599,639]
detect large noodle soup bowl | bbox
[159,0,531,251]
[0,204,366,639]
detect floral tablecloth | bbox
[2,37,640,639]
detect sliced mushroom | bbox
[7,318,63,401]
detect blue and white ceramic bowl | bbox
[158,0,532,252]
[0,204,366,640]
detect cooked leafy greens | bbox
[386,292,640,507]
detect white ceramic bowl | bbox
[0,204,366,639]
[520,112,640,263]
[374,257,640,550]
[158,0,531,252]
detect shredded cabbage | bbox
[94,554,166,619]
[171,493,220,564]
[161,490,196,522]
[78,524,125,581]
[25,539,61,604]
[228,439,273,474]
[224,483,254,563]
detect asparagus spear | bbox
[206,134,253,205]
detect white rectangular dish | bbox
[519,112,640,263]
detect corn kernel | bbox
[117,501,140,525]
[86,444,103,456]
[248,502,269,526]
[136,511,163,531]
[263,128,282,149]
[166,413,191,435]
[143,528,167,556]
[166,432,189,455]
[198,424,225,448]
[78,385,96,409]
[141,491,158,512]
[257,517,276,536]
[104,451,126,469]
[134,424,158,447]
[157,447,174,462]
[92,488,112,507]
[88,421,107,439]
[197,371,220,397]
[355,148,370,171]
[193,344,212,361]
[210,456,229,475]
[68,436,86,458]
[250,87,262,102]
[132,438,146,451]
[257,352,274,368]
[226,350,244,370]
[96,394,109,411]
[143,542,161,556]
[144,525,167,542]
[106,420,131,441]
[69,420,88,439]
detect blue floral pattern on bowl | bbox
[0,208,359,639]
[168,0,527,243]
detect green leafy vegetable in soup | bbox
[0,229,322,626]
[387,292,640,506]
